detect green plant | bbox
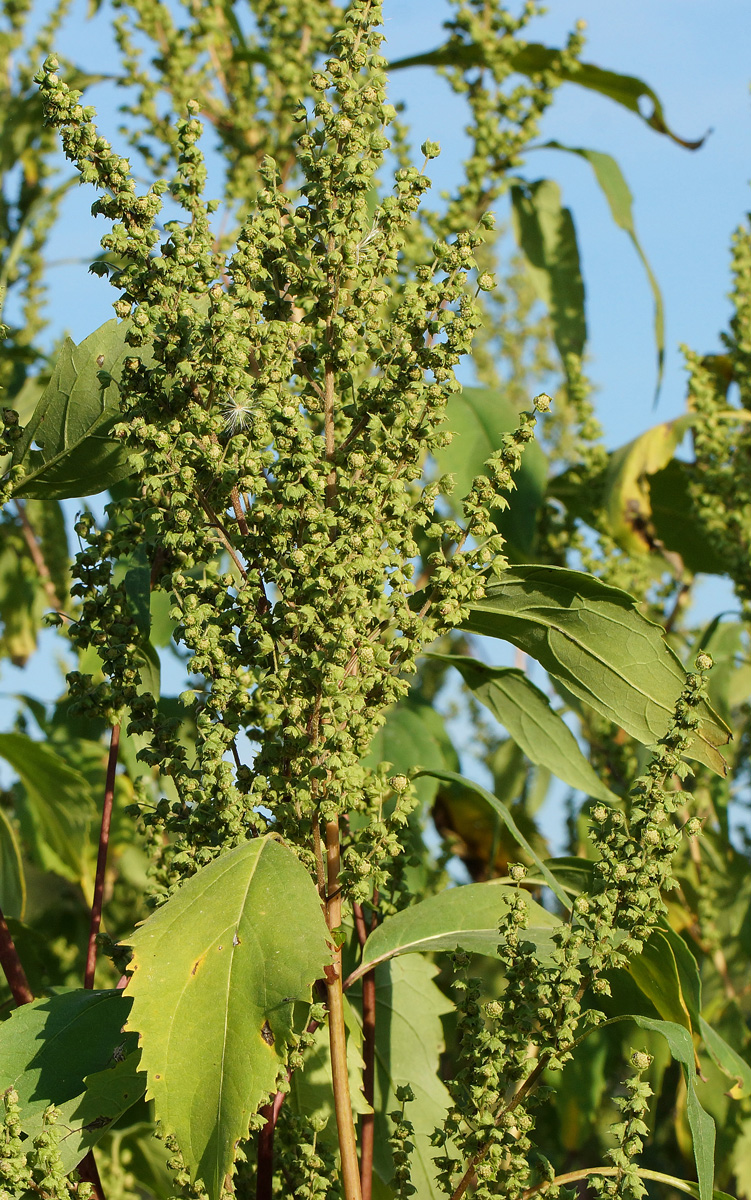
[1,3,751,1200]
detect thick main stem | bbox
[325,818,362,1200]
[353,901,377,1200]
[84,723,120,990]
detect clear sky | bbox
[41,0,751,453]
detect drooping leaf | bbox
[0,731,96,886]
[427,653,616,802]
[9,318,152,500]
[415,768,570,909]
[538,142,664,394]
[124,835,331,1200]
[614,1015,715,1200]
[432,387,547,556]
[362,696,459,807]
[367,957,453,1200]
[389,42,706,149]
[345,880,560,987]
[0,988,144,1169]
[461,565,730,774]
[0,520,44,665]
[0,806,25,920]
[510,179,586,373]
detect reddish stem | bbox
[256,1103,276,1200]
[353,899,378,1200]
[0,904,33,1005]
[84,724,120,991]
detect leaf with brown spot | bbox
[124,836,330,1200]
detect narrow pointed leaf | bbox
[124,835,330,1200]
[389,42,706,149]
[346,880,560,986]
[415,768,570,908]
[510,179,586,372]
[609,1015,715,1200]
[538,142,664,394]
[428,653,616,801]
[0,806,25,919]
[462,566,730,774]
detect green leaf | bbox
[24,498,70,608]
[415,768,570,909]
[0,806,25,919]
[626,929,693,1035]
[0,731,96,886]
[649,459,728,576]
[427,653,616,802]
[699,1016,751,1100]
[9,318,151,500]
[368,957,453,1200]
[617,1015,715,1200]
[461,565,730,774]
[288,993,373,1137]
[432,387,547,556]
[124,835,331,1200]
[345,880,560,986]
[0,988,144,1169]
[538,143,664,395]
[600,416,693,555]
[389,42,706,149]
[362,696,459,807]
[510,179,586,373]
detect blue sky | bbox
[41,0,751,453]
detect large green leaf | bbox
[461,566,730,774]
[0,731,96,886]
[510,179,586,373]
[538,143,664,393]
[0,805,25,919]
[124,835,331,1200]
[428,653,616,802]
[367,957,452,1200]
[432,387,547,556]
[627,929,693,1035]
[415,768,569,909]
[0,988,144,1169]
[9,318,148,499]
[346,880,560,987]
[649,459,728,576]
[389,42,705,149]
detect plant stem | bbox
[353,900,377,1200]
[0,903,33,1005]
[325,818,362,1200]
[256,1103,276,1200]
[84,723,120,990]
[521,1165,702,1199]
